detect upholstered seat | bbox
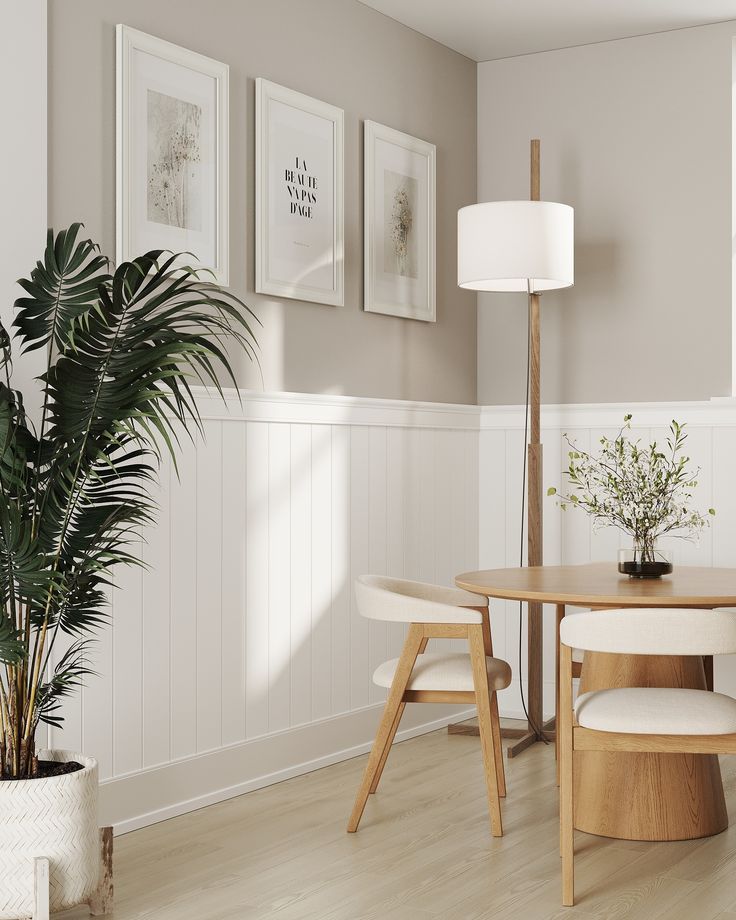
[575,686,736,735]
[374,652,512,693]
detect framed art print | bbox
[364,121,435,322]
[256,79,344,307]
[116,25,229,284]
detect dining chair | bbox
[559,607,736,906]
[347,575,512,837]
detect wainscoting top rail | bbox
[189,386,482,429]
[481,397,736,430]
[191,388,736,430]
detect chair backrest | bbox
[560,607,736,656]
[355,575,487,624]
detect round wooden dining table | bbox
[455,562,736,841]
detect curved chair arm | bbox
[356,575,487,624]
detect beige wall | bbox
[477,21,735,406]
[48,0,477,404]
[2,0,47,417]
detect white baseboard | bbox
[104,702,476,836]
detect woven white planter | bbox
[0,750,99,919]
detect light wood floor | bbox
[59,719,736,920]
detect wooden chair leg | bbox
[469,624,503,837]
[479,606,506,797]
[347,625,424,832]
[369,702,405,794]
[560,644,574,906]
[556,604,564,786]
[369,637,427,795]
[561,746,574,905]
[490,690,506,797]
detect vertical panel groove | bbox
[68,397,736,801]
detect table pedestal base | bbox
[448,718,555,757]
[575,650,729,841]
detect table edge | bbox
[454,579,736,608]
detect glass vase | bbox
[618,547,673,578]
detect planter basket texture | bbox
[0,751,99,918]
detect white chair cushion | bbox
[373,652,512,692]
[575,687,736,735]
[561,608,736,656]
[572,648,584,664]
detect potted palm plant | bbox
[0,225,258,917]
[548,415,714,577]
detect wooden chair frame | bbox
[347,606,506,836]
[559,640,736,906]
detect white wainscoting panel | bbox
[47,391,736,833]
[479,400,736,720]
[48,390,479,833]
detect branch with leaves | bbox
[0,225,259,778]
[547,415,714,563]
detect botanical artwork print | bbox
[147,90,202,231]
[383,169,418,278]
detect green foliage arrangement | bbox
[548,415,714,563]
[0,225,258,779]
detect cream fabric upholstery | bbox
[560,608,736,656]
[572,648,584,664]
[373,652,512,692]
[355,575,487,624]
[575,687,736,735]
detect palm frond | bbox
[14,224,112,355]
[0,227,260,778]
[0,613,24,665]
[34,638,95,729]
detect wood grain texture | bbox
[527,137,543,747]
[88,826,113,917]
[347,625,425,832]
[58,723,736,920]
[351,611,507,835]
[469,623,503,835]
[574,727,736,754]
[530,137,540,202]
[456,562,736,608]
[555,603,564,782]
[402,690,477,704]
[458,565,736,841]
[560,642,574,905]
[369,636,429,795]
[482,607,506,796]
[527,446,544,738]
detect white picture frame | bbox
[116,25,229,285]
[256,78,344,307]
[364,121,436,322]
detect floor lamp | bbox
[457,139,574,757]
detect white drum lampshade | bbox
[458,200,574,293]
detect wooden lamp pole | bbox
[451,138,569,756]
[507,138,547,757]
